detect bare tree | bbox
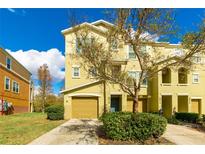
[38,64,52,112]
[70,9,205,113]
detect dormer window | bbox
[6,57,11,70]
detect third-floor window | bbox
[6,57,12,70]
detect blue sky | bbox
[0,8,204,94]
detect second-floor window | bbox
[192,73,199,84]
[6,57,12,70]
[72,66,80,78]
[12,81,20,93]
[5,77,10,91]
[89,67,97,77]
[128,45,136,59]
[128,71,147,86]
[112,65,121,77]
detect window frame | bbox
[12,80,20,93]
[6,57,12,70]
[192,73,199,84]
[72,66,80,78]
[4,76,11,91]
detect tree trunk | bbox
[103,80,107,113]
[133,91,139,113]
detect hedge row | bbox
[175,112,199,123]
[100,112,167,141]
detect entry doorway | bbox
[110,95,121,112]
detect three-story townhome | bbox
[61,20,205,119]
[0,47,33,114]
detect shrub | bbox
[175,112,199,123]
[100,112,167,141]
[45,104,64,120]
[167,116,180,125]
[202,114,205,122]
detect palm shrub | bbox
[45,104,64,120]
[100,112,167,141]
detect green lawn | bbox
[0,112,65,145]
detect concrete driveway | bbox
[28,119,99,145]
[163,124,205,145]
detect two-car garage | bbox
[71,97,98,119]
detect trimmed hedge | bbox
[175,112,199,123]
[100,112,167,141]
[45,105,64,120]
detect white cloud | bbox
[140,32,159,42]
[7,8,16,13]
[6,48,65,82]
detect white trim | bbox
[177,93,189,96]
[161,93,172,96]
[191,97,203,99]
[91,20,115,27]
[61,22,106,35]
[60,80,100,93]
[68,93,101,97]
[177,83,189,86]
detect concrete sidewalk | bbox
[163,124,205,145]
[28,119,99,145]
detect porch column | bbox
[172,94,178,113]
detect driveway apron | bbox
[28,119,99,145]
[163,124,205,145]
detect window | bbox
[128,45,136,59]
[128,71,147,86]
[76,37,93,53]
[6,57,11,70]
[72,66,80,78]
[128,71,137,79]
[193,56,201,63]
[140,46,146,53]
[111,40,118,50]
[76,38,82,53]
[112,65,121,77]
[89,67,97,77]
[12,81,19,93]
[193,73,199,84]
[162,68,171,83]
[4,77,10,91]
[178,67,188,84]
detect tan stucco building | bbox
[61,20,205,119]
[0,47,33,113]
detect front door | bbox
[110,97,120,112]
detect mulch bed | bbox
[96,126,174,145]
